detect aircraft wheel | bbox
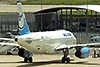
[61,57,70,63]
[66,57,70,63]
[61,57,65,63]
[7,52,12,55]
[29,57,32,63]
[24,57,28,63]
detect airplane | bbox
[87,34,100,48]
[0,37,34,62]
[0,32,20,54]
[88,34,100,43]
[1,1,100,63]
[0,38,20,54]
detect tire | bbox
[66,57,70,63]
[29,57,33,63]
[61,57,65,63]
[7,52,12,55]
[24,57,28,63]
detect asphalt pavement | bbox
[0,54,100,67]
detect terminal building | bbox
[1,5,100,43]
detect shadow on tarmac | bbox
[0,59,100,67]
[17,60,64,67]
[16,59,74,67]
[70,61,100,65]
[0,61,24,64]
[16,59,100,67]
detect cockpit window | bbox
[88,39,93,43]
[90,39,93,41]
[95,38,100,42]
[95,39,98,42]
[88,38,100,43]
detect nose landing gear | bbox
[61,49,70,63]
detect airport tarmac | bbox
[0,54,100,67]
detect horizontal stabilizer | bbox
[0,38,14,41]
[0,42,20,46]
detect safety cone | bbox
[70,55,72,57]
[92,55,94,58]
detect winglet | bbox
[17,1,31,35]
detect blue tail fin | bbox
[17,1,31,35]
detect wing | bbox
[0,38,20,47]
[0,42,20,46]
[0,42,21,53]
[0,38,20,53]
[55,43,100,50]
[0,38,14,41]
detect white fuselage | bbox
[16,30,76,54]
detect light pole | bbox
[0,5,1,37]
[86,0,88,37]
[41,0,43,31]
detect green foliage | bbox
[59,11,100,15]
[12,0,100,5]
[0,12,16,14]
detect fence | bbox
[73,32,100,44]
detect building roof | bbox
[33,5,100,14]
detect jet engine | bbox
[18,48,34,63]
[18,49,26,57]
[75,47,90,59]
[18,49,34,58]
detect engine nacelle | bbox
[18,49,26,57]
[75,47,90,59]
[18,49,34,58]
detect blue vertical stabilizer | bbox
[17,1,31,35]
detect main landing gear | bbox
[24,57,33,63]
[18,49,34,63]
[61,49,70,63]
[24,51,34,63]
